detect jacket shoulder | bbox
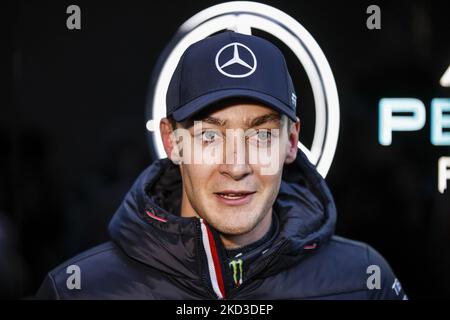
[312,235,407,299]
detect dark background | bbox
[2,0,450,299]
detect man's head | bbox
[160,31,300,248]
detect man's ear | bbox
[160,118,181,163]
[284,117,300,165]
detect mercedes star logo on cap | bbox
[215,42,257,78]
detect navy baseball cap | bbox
[166,31,298,122]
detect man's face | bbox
[161,102,299,237]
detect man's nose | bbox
[219,136,252,180]
[219,162,252,180]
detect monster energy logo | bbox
[229,259,243,287]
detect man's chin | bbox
[213,224,255,237]
[205,214,260,235]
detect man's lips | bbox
[214,190,256,197]
[213,190,256,206]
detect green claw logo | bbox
[229,259,243,287]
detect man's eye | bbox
[257,130,271,141]
[248,129,272,146]
[201,130,221,143]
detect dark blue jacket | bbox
[36,150,407,299]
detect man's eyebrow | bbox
[195,113,281,127]
[248,113,281,127]
[199,116,227,126]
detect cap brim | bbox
[171,89,297,122]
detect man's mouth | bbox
[213,190,256,205]
[215,191,256,198]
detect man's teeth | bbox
[218,193,247,199]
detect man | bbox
[36,31,406,299]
